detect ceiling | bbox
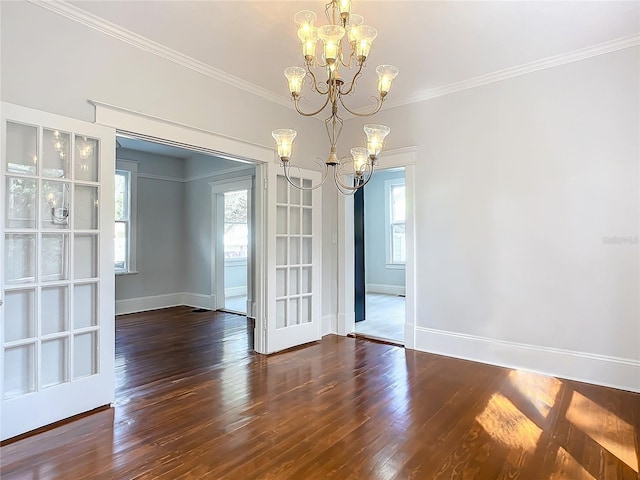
[67,0,638,112]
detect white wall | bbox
[115,149,186,302]
[343,47,640,390]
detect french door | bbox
[1,103,115,441]
[265,164,322,353]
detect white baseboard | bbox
[224,286,247,297]
[116,292,216,315]
[182,292,216,311]
[366,284,406,296]
[115,293,184,315]
[415,326,640,393]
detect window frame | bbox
[385,178,406,268]
[115,159,138,275]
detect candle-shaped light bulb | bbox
[272,129,297,162]
[376,65,399,97]
[318,25,345,64]
[284,67,306,97]
[351,147,368,175]
[364,124,390,161]
[347,14,364,44]
[354,26,377,62]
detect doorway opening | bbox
[354,167,406,344]
[113,135,257,320]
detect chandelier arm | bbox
[340,48,355,69]
[294,94,332,117]
[282,160,330,191]
[338,95,384,117]
[306,67,329,95]
[339,62,364,96]
[333,161,376,192]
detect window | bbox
[386,179,405,265]
[115,160,137,274]
[223,190,248,260]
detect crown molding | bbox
[30,1,639,114]
[28,0,293,110]
[380,33,640,112]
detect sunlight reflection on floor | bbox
[508,370,562,419]
[475,392,542,453]
[566,390,639,472]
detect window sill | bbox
[116,270,139,276]
[385,263,405,270]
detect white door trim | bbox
[91,101,270,352]
[337,146,418,349]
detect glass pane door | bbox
[266,165,321,353]
[1,102,115,441]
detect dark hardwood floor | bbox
[1,306,639,479]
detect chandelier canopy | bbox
[271,0,399,194]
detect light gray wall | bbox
[344,47,639,366]
[364,168,406,289]
[115,149,186,300]
[184,158,256,297]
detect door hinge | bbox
[264,178,268,190]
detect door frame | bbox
[337,146,418,349]
[92,101,273,353]
[210,176,253,315]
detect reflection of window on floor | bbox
[115,160,137,274]
[386,179,405,265]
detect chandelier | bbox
[271,0,399,194]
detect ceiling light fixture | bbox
[272,0,399,194]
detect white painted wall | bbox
[343,47,639,390]
[114,149,186,302]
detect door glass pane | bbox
[6,177,37,229]
[276,268,286,297]
[42,233,69,281]
[74,283,97,329]
[302,238,312,264]
[5,234,36,284]
[4,288,36,342]
[74,332,97,378]
[41,181,70,229]
[42,338,68,388]
[289,237,300,265]
[74,185,98,230]
[302,208,312,235]
[290,207,300,234]
[301,296,311,324]
[74,234,98,279]
[289,268,299,295]
[41,285,69,335]
[301,267,312,294]
[4,344,36,399]
[276,237,287,266]
[289,297,299,325]
[43,129,70,179]
[6,122,38,176]
[276,206,287,234]
[74,136,99,182]
[276,299,286,329]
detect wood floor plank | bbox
[1,306,638,479]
